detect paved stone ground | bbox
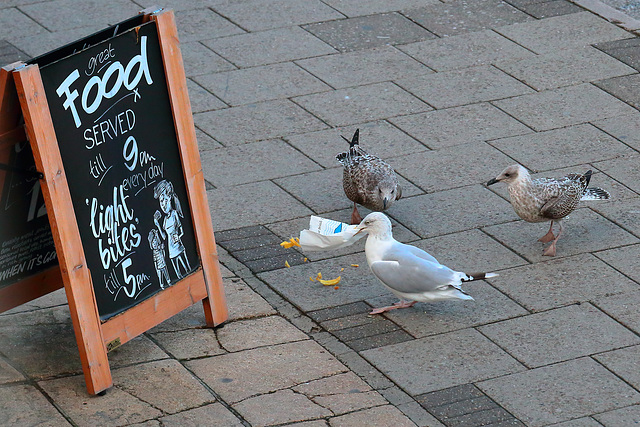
[3,0,640,426]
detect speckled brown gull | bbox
[336,129,402,225]
[487,165,610,256]
[355,212,497,315]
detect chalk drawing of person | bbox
[153,180,191,279]
[148,229,170,289]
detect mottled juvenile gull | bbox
[487,164,610,256]
[355,212,497,315]
[337,129,402,225]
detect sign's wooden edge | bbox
[14,63,112,395]
[0,63,64,314]
[149,10,228,326]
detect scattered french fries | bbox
[280,237,301,248]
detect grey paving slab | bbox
[0,287,67,316]
[489,124,635,171]
[273,167,354,214]
[514,0,584,18]
[18,0,140,32]
[202,26,337,68]
[112,359,215,415]
[180,42,236,77]
[328,405,417,427]
[390,141,516,193]
[207,181,313,231]
[196,127,223,151]
[323,1,440,17]
[396,66,534,109]
[293,81,432,127]
[595,37,640,71]
[258,253,385,312]
[479,303,640,368]
[234,389,331,427]
[8,24,104,57]
[548,418,603,427]
[496,46,636,91]
[484,253,640,312]
[478,358,640,427]
[595,73,640,109]
[199,139,320,187]
[362,328,525,395]
[0,39,28,65]
[594,154,640,194]
[593,290,640,335]
[593,111,640,152]
[384,281,528,338]
[106,335,169,368]
[389,103,532,150]
[595,405,640,426]
[595,346,640,391]
[216,316,308,352]
[591,198,640,239]
[174,7,244,42]
[389,185,516,238]
[284,121,428,168]
[210,0,344,31]
[194,62,331,106]
[39,374,162,425]
[160,402,244,427]
[495,11,632,54]
[194,99,328,145]
[303,12,435,53]
[296,46,432,89]
[492,84,637,131]
[0,384,70,426]
[150,328,225,360]
[412,229,527,275]
[187,79,227,113]
[0,357,23,383]
[403,0,532,37]
[185,340,347,403]
[398,29,536,72]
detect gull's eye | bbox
[365,220,371,225]
[504,173,511,177]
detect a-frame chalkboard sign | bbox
[0,7,227,395]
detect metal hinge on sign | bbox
[106,337,122,352]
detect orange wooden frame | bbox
[8,8,227,395]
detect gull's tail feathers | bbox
[461,272,499,282]
[582,187,610,201]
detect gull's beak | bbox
[354,224,367,236]
[383,197,389,210]
[486,178,499,186]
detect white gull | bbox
[355,212,497,315]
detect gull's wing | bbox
[369,243,461,294]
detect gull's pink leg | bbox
[369,300,416,315]
[351,203,363,225]
[538,220,555,243]
[543,222,563,256]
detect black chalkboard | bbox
[0,141,57,289]
[36,21,200,320]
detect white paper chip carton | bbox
[299,216,366,252]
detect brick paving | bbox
[3,0,640,426]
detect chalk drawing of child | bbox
[153,180,191,279]
[148,229,170,289]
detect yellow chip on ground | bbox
[318,276,341,286]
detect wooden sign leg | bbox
[14,64,112,395]
[150,9,228,327]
